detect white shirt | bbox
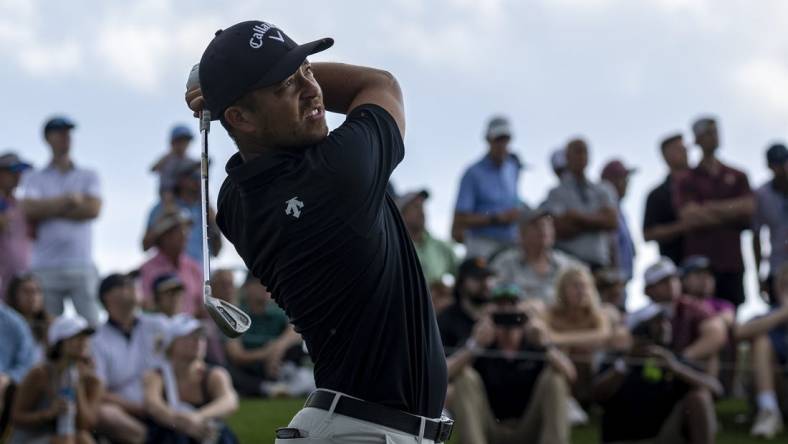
[91,314,167,404]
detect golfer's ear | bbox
[224,107,256,135]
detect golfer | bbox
[186,21,452,443]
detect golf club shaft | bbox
[199,109,212,293]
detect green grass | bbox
[228,398,777,443]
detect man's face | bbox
[171,137,192,156]
[566,142,588,175]
[158,223,189,255]
[461,275,496,305]
[230,61,328,151]
[401,198,426,235]
[211,271,236,303]
[0,169,22,193]
[487,136,510,163]
[45,129,71,157]
[696,123,719,155]
[769,162,788,180]
[662,139,689,171]
[106,283,138,317]
[682,271,714,298]
[156,288,183,317]
[520,215,555,251]
[646,276,681,304]
[245,281,272,314]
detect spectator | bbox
[594,268,626,311]
[674,116,754,307]
[139,209,202,316]
[224,277,312,398]
[151,273,185,318]
[446,286,574,444]
[429,277,455,315]
[143,314,239,444]
[202,269,236,366]
[6,274,51,364]
[601,159,637,285]
[452,115,523,258]
[753,143,788,305]
[397,189,457,285]
[643,133,690,266]
[20,116,102,326]
[0,152,33,299]
[544,138,618,270]
[735,263,788,439]
[142,159,221,264]
[550,148,567,180]
[0,300,36,438]
[149,124,196,200]
[92,273,167,444]
[594,304,722,444]
[680,256,735,326]
[643,258,727,366]
[490,205,583,305]
[9,315,102,444]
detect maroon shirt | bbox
[672,296,714,354]
[673,161,752,272]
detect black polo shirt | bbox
[643,175,684,265]
[216,104,447,418]
[473,342,545,421]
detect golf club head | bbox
[205,296,251,338]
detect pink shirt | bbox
[0,197,31,299]
[139,251,203,316]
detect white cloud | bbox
[18,41,82,76]
[733,58,788,119]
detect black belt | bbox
[303,390,454,442]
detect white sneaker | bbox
[751,409,784,439]
[567,397,589,426]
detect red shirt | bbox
[673,161,751,272]
[671,296,714,354]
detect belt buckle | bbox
[436,418,454,442]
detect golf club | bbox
[187,63,251,338]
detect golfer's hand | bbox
[186,87,205,117]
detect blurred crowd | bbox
[0,113,786,444]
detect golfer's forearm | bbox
[313,62,400,114]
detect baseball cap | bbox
[485,116,512,140]
[0,152,32,172]
[395,189,429,211]
[680,255,712,277]
[43,116,76,135]
[601,159,637,180]
[626,304,666,331]
[170,124,194,141]
[550,149,567,171]
[766,143,788,166]
[48,315,94,345]
[162,314,204,349]
[691,116,716,138]
[153,273,185,295]
[458,257,495,281]
[150,209,193,241]
[199,21,334,120]
[644,257,678,287]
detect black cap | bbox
[766,143,788,166]
[680,255,712,277]
[43,116,76,135]
[199,21,334,120]
[458,257,495,281]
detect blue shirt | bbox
[455,154,522,242]
[0,303,36,383]
[146,199,203,264]
[615,204,636,281]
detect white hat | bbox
[48,315,94,345]
[162,314,203,349]
[550,148,567,170]
[485,116,512,140]
[626,304,666,330]
[644,257,678,287]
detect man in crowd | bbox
[594,304,722,444]
[544,138,618,270]
[674,117,753,307]
[150,273,185,318]
[594,268,626,310]
[0,152,32,298]
[491,205,582,305]
[149,124,196,200]
[642,258,727,368]
[20,116,102,325]
[224,276,311,398]
[0,299,35,436]
[643,133,690,266]
[139,209,202,316]
[453,116,523,258]
[398,189,457,284]
[680,256,735,325]
[142,159,221,264]
[551,148,567,181]
[753,143,788,305]
[91,273,167,444]
[601,159,637,288]
[440,266,573,444]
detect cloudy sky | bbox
[2,0,786,317]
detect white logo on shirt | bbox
[285,197,304,219]
[249,22,284,49]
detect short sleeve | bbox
[311,104,404,232]
[599,181,617,208]
[83,170,101,199]
[18,171,43,200]
[454,170,477,213]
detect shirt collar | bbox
[107,316,139,340]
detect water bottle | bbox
[56,366,78,436]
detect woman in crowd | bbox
[143,314,239,444]
[6,274,51,364]
[9,315,102,444]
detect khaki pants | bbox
[448,367,570,444]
